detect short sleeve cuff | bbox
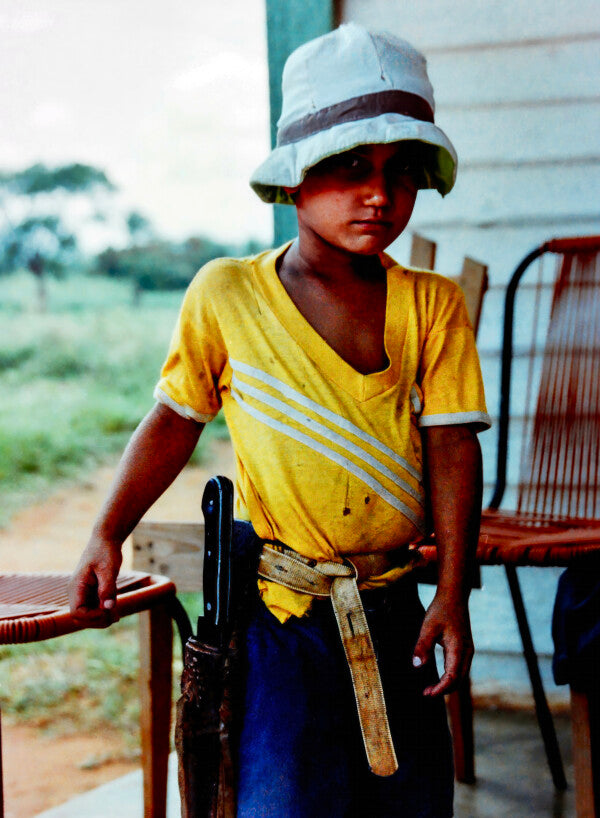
[154,386,217,423]
[418,410,492,431]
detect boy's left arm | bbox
[412,423,483,697]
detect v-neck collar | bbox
[252,243,409,402]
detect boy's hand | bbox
[68,538,123,627]
[67,403,204,628]
[417,424,482,697]
[412,592,474,697]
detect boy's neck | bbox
[280,236,386,286]
[275,235,390,375]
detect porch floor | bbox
[33,707,576,818]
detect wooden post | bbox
[446,679,476,784]
[139,603,174,818]
[571,687,599,818]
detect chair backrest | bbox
[410,233,488,335]
[132,521,205,592]
[410,233,437,271]
[492,236,600,521]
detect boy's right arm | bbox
[68,402,204,626]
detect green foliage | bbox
[0,268,185,312]
[0,272,228,523]
[0,271,230,758]
[0,621,142,742]
[0,163,115,196]
[96,234,232,292]
[0,215,77,275]
[0,344,36,371]
[126,210,153,241]
[0,162,116,285]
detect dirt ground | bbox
[1,439,236,818]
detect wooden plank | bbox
[457,257,488,335]
[428,41,599,109]
[340,0,600,52]
[446,105,600,166]
[409,234,436,270]
[411,164,600,228]
[407,235,486,335]
[132,522,204,593]
[446,678,476,784]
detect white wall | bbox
[341,0,600,500]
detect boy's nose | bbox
[362,172,391,207]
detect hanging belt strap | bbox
[258,545,399,777]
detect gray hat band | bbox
[277,89,434,147]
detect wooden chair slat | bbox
[132,522,204,593]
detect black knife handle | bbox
[199,475,234,648]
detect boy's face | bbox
[288,143,418,256]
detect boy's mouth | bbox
[352,219,393,229]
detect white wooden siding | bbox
[341,0,600,48]
[340,0,600,504]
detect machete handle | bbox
[199,475,234,647]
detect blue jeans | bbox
[235,576,454,817]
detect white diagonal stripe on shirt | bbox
[229,358,422,481]
[232,374,424,506]
[231,389,426,532]
[410,386,422,414]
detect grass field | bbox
[0,271,220,754]
[0,270,227,524]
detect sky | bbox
[1,0,273,247]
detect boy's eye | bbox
[387,156,416,178]
[336,153,369,175]
[313,152,370,179]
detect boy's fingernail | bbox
[102,599,115,610]
[412,656,423,667]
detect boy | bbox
[70,24,490,817]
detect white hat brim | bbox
[250,113,457,204]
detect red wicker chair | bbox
[417,235,600,814]
[0,570,186,818]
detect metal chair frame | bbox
[486,235,600,794]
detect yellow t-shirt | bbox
[155,244,491,620]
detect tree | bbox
[126,210,154,246]
[96,234,232,304]
[0,163,115,310]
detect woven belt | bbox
[258,544,398,777]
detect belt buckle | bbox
[342,557,358,579]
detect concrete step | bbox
[34,753,181,818]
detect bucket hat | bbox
[250,23,457,205]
